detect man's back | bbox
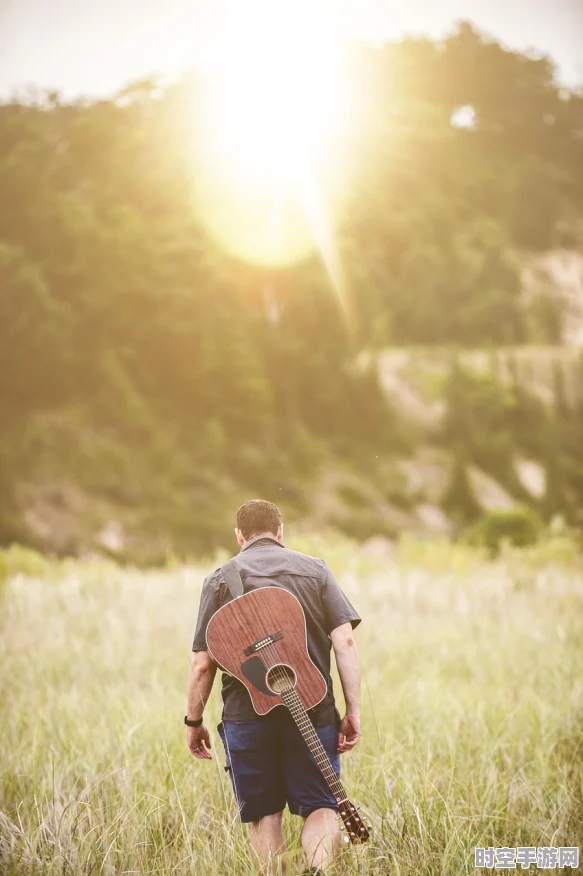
[192,534,360,724]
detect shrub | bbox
[464,505,542,554]
[0,543,51,584]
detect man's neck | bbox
[243,532,280,545]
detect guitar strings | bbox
[259,640,347,800]
[249,639,366,838]
[262,652,343,795]
[216,606,365,839]
[254,646,341,794]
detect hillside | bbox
[1,24,583,560]
[1,337,580,561]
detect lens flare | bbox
[191,0,351,271]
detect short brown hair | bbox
[236,499,282,540]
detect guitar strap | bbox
[220,557,244,600]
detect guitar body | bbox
[206,582,371,844]
[206,586,327,715]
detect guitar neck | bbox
[280,688,348,803]
[280,687,370,844]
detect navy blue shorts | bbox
[217,708,341,823]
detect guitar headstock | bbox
[338,799,370,844]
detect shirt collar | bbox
[239,534,286,552]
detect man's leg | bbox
[217,719,287,872]
[250,811,287,874]
[281,714,342,872]
[301,807,340,871]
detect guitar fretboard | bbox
[280,687,347,802]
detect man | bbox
[186,499,362,874]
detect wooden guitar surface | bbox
[206,583,371,844]
[206,586,327,715]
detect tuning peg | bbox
[343,836,350,844]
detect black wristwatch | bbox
[184,715,203,727]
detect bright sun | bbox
[192,0,351,268]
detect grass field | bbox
[1,535,582,875]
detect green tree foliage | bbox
[441,356,519,486]
[464,505,543,554]
[563,357,583,526]
[0,242,71,413]
[440,354,583,530]
[0,25,582,550]
[442,443,481,528]
[543,357,583,524]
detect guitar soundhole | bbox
[265,664,296,694]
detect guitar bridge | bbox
[243,631,283,656]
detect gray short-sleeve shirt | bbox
[192,535,361,725]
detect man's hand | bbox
[331,622,361,754]
[187,724,212,760]
[186,650,217,761]
[337,713,361,754]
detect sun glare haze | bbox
[191,0,353,267]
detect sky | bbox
[1,0,582,100]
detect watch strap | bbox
[184,715,203,727]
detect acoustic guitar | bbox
[206,562,370,845]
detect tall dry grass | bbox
[0,536,582,874]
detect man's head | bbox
[235,499,283,546]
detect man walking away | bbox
[186,499,362,874]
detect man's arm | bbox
[186,650,218,760]
[331,621,361,754]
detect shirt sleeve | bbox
[320,562,362,636]
[192,573,222,651]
